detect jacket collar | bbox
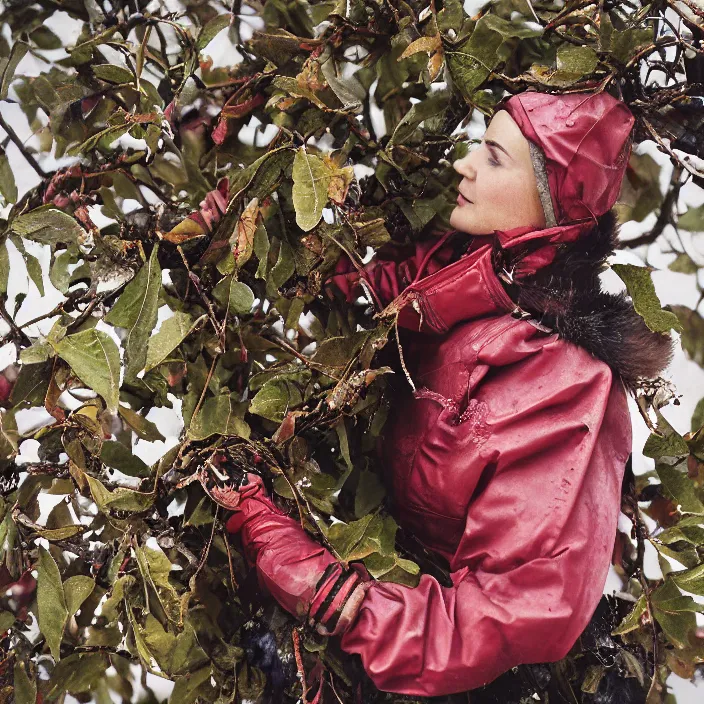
[390,212,674,386]
[394,220,592,335]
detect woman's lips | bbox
[457,193,472,206]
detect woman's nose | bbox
[453,151,477,180]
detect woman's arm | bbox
[339,341,632,696]
[227,338,631,697]
[326,235,457,306]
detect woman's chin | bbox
[450,209,477,234]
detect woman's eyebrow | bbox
[485,139,512,161]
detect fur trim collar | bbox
[491,210,675,387]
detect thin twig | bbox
[0,112,47,179]
[619,165,684,249]
[642,115,704,180]
[222,525,239,590]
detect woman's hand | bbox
[210,464,370,636]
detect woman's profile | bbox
[211,90,675,696]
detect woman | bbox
[219,91,674,696]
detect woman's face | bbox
[449,110,547,235]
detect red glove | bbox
[226,474,370,636]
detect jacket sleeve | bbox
[339,340,632,696]
[326,238,456,306]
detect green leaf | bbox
[34,524,85,541]
[355,469,385,518]
[266,238,295,294]
[140,613,177,670]
[651,581,696,649]
[612,264,682,334]
[0,147,17,203]
[668,253,698,275]
[612,594,647,635]
[30,25,63,50]
[92,64,134,83]
[671,563,704,596]
[446,14,540,98]
[134,545,180,622]
[118,405,165,441]
[188,393,251,440]
[390,92,449,146]
[327,514,375,560]
[0,240,9,295]
[105,245,161,382]
[170,666,215,704]
[611,26,652,65]
[37,545,69,661]
[213,277,255,316]
[615,152,663,223]
[13,661,36,704]
[643,413,689,459]
[656,463,704,514]
[312,331,370,368]
[0,40,29,99]
[0,611,15,632]
[249,379,303,423]
[145,311,195,371]
[671,305,704,367]
[100,574,135,622]
[100,440,150,477]
[43,653,108,700]
[552,44,599,85]
[692,397,704,433]
[197,13,232,51]
[292,148,331,232]
[85,474,155,513]
[678,204,704,233]
[53,329,121,413]
[24,251,45,296]
[11,206,86,245]
[0,410,19,460]
[63,575,95,618]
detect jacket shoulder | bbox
[474,319,630,444]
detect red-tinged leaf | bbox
[212,117,229,145]
[162,178,230,241]
[220,93,266,120]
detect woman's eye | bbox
[488,154,501,167]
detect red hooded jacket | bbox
[226,92,673,696]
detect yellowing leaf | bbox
[326,163,354,205]
[234,197,259,268]
[399,35,442,60]
[162,217,207,244]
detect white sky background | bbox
[1,0,703,699]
